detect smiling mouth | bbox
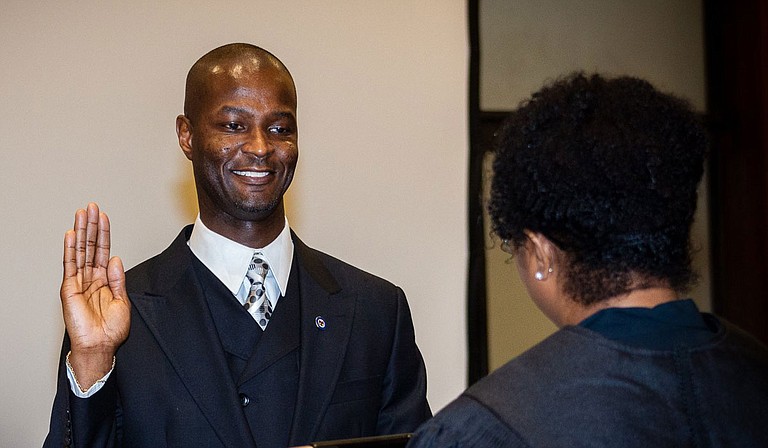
[233,170,270,178]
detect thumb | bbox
[107,256,128,302]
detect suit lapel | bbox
[129,228,256,448]
[289,236,356,445]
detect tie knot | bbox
[246,254,269,282]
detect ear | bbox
[523,230,557,281]
[176,115,194,161]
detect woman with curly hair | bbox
[409,73,768,447]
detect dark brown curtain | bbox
[705,0,768,346]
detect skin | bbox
[63,45,299,388]
[62,203,130,390]
[515,230,679,328]
[177,47,298,247]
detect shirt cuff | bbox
[65,351,115,398]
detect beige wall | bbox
[480,0,710,370]
[0,2,468,445]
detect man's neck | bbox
[199,210,286,248]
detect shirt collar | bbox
[578,299,715,350]
[187,215,294,297]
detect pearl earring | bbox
[534,271,544,281]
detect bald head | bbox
[183,43,296,122]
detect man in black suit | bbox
[44,43,431,447]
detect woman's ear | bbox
[517,230,568,327]
[523,230,556,281]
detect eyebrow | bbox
[218,106,295,121]
[219,106,253,117]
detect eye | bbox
[224,122,244,131]
[269,125,293,135]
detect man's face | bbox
[179,63,298,225]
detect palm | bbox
[61,203,130,354]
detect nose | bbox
[241,129,273,159]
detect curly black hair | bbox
[489,73,708,305]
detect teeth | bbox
[233,170,269,178]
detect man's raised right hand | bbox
[60,202,130,391]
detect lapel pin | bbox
[315,316,326,330]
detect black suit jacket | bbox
[44,226,431,447]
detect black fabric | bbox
[193,253,301,447]
[192,256,263,378]
[579,299,716,350]
[44,226,431,448]
[410,311,768,447]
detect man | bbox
[45,43,431,448]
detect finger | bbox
[63,230,77,281]
[73,208,87,272]
[107,256,129,303]
[83,203,100,286]
[84,203,100,270]
[93,211,111,270]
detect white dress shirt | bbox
[188,215,294,310]
[67,216,295,397]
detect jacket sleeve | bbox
[407,395,529,448]
[376,287,432,434]
[43,334,118,448]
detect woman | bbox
[408,73,768,447]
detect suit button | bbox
[239,393,250,407]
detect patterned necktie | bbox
[244,253,273,330]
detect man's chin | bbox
[233,199,282,221]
